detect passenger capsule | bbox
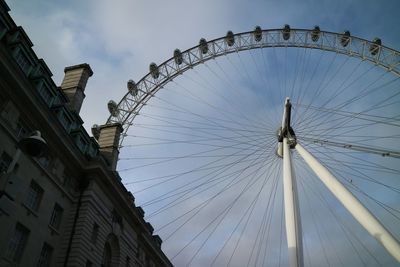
[149,63,159,79]
[199,38,208,54]
[369,38,381,56]
[282,24,290,41]
[91,124,100,139]
[174,49,183,65]
[225,31,235,46]
[341,31,351,47]
[107,100,119,117]
[311,26,320,42]
[127,79,138,96]
[254,26,262,42]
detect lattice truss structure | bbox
[104,27,400,146]
[95,26,400,266]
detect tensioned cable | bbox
[226,159,281,267]
[296,160,378,265]
[169,149,276,261]
[129,137,271,194]
[143,152,269,212]
[298,83,400,139]
[122,144,268,185]
[210,172,274,265]
[294,46,316,111]
[133,102,271,132]
[296,164,332,266]
[297,166,346,266]
[146,145,272,219]
[141,92,267,142]
[294,104,400,127]
[151,155,272,231]
[297,137,400,160]
[185,156,280,266]
[278,184,285,267]
[296,60,374,127]
[292,48,328,123]
[288,46,305,100]
[296,73,399,139]
[260,46,287,125]
[247,48,280,126]
[302,144,400,221]
[300,172,368,265]
[139,94,274,144]
[297,87,400,150]
[250,48,280,115]
[126,123,270,138]
[254,166,282,266]
[170,68,269,129]
[202,58,274,127]
[237,50,276,124]
[296,49,340,123]
[118,30,400,266]
[221,52,277,126]
[261,170,282,266]
[329,169,400,221]
[300,151,399,249]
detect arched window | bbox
[101,233,120,267]
[101,242,112,267]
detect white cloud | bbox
[7,0,400,266]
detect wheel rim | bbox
[113,27,400,266]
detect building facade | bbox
[0,1,172,266]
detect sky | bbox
[8,0,400,133]
[7,0,400,266]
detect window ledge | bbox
[48,224,60,236]
[21,203,38,217]
[1,255,19,266]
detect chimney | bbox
[60,63,93,114]
[97,123,122,170]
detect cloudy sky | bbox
[8,0,400,132]
[7,0,400,266]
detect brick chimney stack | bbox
[60,63,93,114]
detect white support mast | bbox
[278,98,303,267]
[296,143,400,262]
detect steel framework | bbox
[105,27,400,147]
[104,26,400,265]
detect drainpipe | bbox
[63,177,89,266]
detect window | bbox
[59,111,71,131]
[0,19,7,38]
[61,173,71,187]
[49,203,63,229]
[38,84,54,106]
[125,256,131,267]
[14,49,32,75]
[15,121,28,139]
[91,223,99,244]
[25,180,44,211]
[37,156,50,169]
[76,135,87,152]
[137,246,145,263]
[5,223,30,262]
[36,243,53,267]
[0,151,12,173]
[102,242,112,267]
[1,101,19,123]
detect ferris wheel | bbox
[98,25,400,266]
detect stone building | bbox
[0,1,172,266]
